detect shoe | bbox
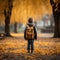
[27,50,30,53]
[31,50,33,53]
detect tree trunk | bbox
[5,14,10,36]
[14,22,18,33]
[50,0,60,37]
[54,13,60,38]
[4,0,13,37]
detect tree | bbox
[4,0,13,36]
[14,22,18,33]
[50,0,60,37]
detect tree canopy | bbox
[0,0,52,24]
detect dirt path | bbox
[0,33,60,60]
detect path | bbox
[0,33,60,60]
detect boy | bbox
[24,18,37,53]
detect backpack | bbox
[26,25,35,40]
[56,3,60,12]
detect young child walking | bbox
[24,18,37,53]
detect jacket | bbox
[24,23,37,40]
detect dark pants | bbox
[27,40,34,50]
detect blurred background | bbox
[0,0,54,37]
